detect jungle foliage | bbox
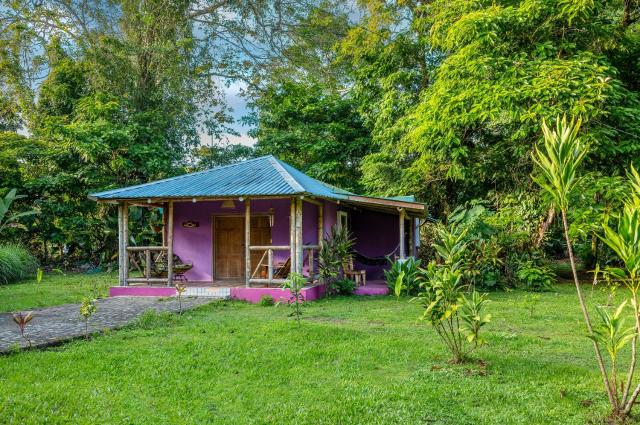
[1,0,640,279]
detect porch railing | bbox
[126,246,167,284]
[248,244,319,285]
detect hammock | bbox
[353,244,399,266]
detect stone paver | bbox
[0,297,215,353]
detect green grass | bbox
[1,278,634,424]
[0,271,115,312]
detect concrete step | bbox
[184,287,231,298]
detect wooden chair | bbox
[343,257,366,286]
[273,257,291,279]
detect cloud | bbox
[224,133,256,146]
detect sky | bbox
[223,81,255,146]
[196,80,256,148]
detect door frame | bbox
[211,213,271,281]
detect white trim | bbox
[337,211,349,231]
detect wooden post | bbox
[268,248,273,284]
[162,206,167,247]
[408,215,414,258]
[318,202,324,244]
[290,198,296,275]
[308,248,313,277]
[117,204,125,286]
[167,201,174,287]
[145,249,151,284]
[123,202,129,286]
[296,198,303,275]
[245,199,251,287]
[399,208,406,260]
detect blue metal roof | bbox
[89,155,424,211]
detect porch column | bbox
[295,197,303,275]
[408,214,414,258]
[123,202,129,285]
[245,199,251,287]
[318,202,324,244]
[117,204,125,286]
[166,201,174,287]
[399,208,406,260]
[290,197,296,274]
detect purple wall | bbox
[348,207,400,280]
[172,198,405,282]
[173,199,327,281]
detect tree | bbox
[337,0,438,202]
[344,0,640,213]
[252,81,371,192]
[191,143,255,170]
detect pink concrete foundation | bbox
[109,281,388,302]
[110,286,177,297]
[353,283,389,296]
[230,284,326,304]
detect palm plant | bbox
[532,115,615,410]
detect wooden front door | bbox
[214,216,245,279]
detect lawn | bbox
[1,276,633,424]
[0,271,115,312]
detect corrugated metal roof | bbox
[89,155,424,211]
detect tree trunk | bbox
[561,210,615,406]
[535,207,555,247]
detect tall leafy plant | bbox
[0,189,36,235]
[317,226,354,295]
[594,165,640,417]
[415,226,491,363]
[532,115,617,413]
[384,257,422,296]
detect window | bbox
[337,211,348,231]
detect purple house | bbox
[90,156,425,302]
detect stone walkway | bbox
[0,297,215,353]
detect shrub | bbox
[332,278,355,295]
[384,257,421,296]
[415,261,491,363]
[516,260,556,292]
[258,295,275,306]
[0,244,38,284]
[465,237,504,291]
